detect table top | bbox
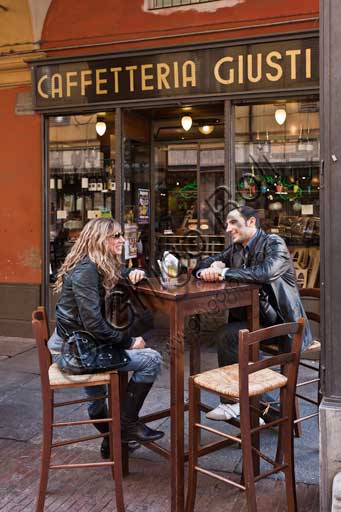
[131,275,259,301]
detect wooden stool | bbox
[262,289,320,437]
[32,307,125,512]
[186,319,304,512]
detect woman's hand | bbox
[131,336,146,349]
[129,269,146,284]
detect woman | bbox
[50,218,164,458]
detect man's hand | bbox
[199,268,222,282]
[129,269,146,284]
[130,336,146,349]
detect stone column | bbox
[320,1,341,510]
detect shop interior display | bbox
[48,101,320,287]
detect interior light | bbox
[198,124,214,135]
[274,108,287,126]
[181,115,192,131]
[96,120,107,136]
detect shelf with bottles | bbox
[156,233,225,262]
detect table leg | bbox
[169,304,185,512]
[189,314,201,376]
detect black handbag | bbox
[58,330,131,375]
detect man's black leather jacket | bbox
[193,230,312,351]
[56,257,133,362]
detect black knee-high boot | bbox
[88,409,111,459]
[121,381,164,443]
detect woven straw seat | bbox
[301,339,320,360]
[194,363,287,398]
[48,363,112,389]
[263,339,320,360]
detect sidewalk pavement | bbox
[0,333,319,511]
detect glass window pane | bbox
[234,100,320,288]
[48,112,116,281]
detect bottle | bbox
[89,176,97,192]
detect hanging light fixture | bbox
[198,124,214,135]
[181,115,192,131]
[96,119,107,136]
[274,108,287,126]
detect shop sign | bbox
[31,37,318,110]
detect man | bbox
[193,206,312,421]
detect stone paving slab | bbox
[0,337,35,357]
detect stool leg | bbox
[293,397,302,438]
[185,378,200,512]
[240,396,257,512]
[109,372,125,512]
[281,388,298,512]
[36,390,53,512]
[119,372,129,477]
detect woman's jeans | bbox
[86,348,162,418]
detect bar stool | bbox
[261,289,320,437]
[186,319,304,512]
[32,307,125,512]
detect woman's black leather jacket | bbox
[56,257,133,353]
[193,230,312,351]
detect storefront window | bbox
[235,101,320,288]
[48,112,116,281]
[122,111,151,269]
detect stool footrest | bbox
[52,432,107,448]
[53,418,112,428]
[50,461,115,469]
[54,395,108,407]
[195,466,246,490]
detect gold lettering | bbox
[182,60,196,87]
[173,61,179,88]
[285,49,301,80]
[110,67,122,93]
[66,71,78,97]
[80,70,93,95]
[247,54,262,83]
[37,74,48,99]
[126,66,137,92]
[141,64,154,91]
[265,51,283,82]
[51,73,63,98]
[238,55,244,84]
[157,63,170,90]
[306,48,312,79]
[96,68,108,95]
[214,56,234,85]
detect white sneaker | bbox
[206,402,265,425]
[206,402,240,420]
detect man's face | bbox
[225,210,257,245]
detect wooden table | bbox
[132,276,260,512]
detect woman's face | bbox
[106,227,125,256]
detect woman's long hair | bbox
[54,218,122,293]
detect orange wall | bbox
[0,86,42,283]
[42,0,319,56]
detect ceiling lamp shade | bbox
[274,108,287,126]
[96,120,107,136]
[198,124,214,135]
[181,115,192,131]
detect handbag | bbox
[58,330,131,375]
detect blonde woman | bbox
[49,218,164,458]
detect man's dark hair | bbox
[230,206,261,228]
